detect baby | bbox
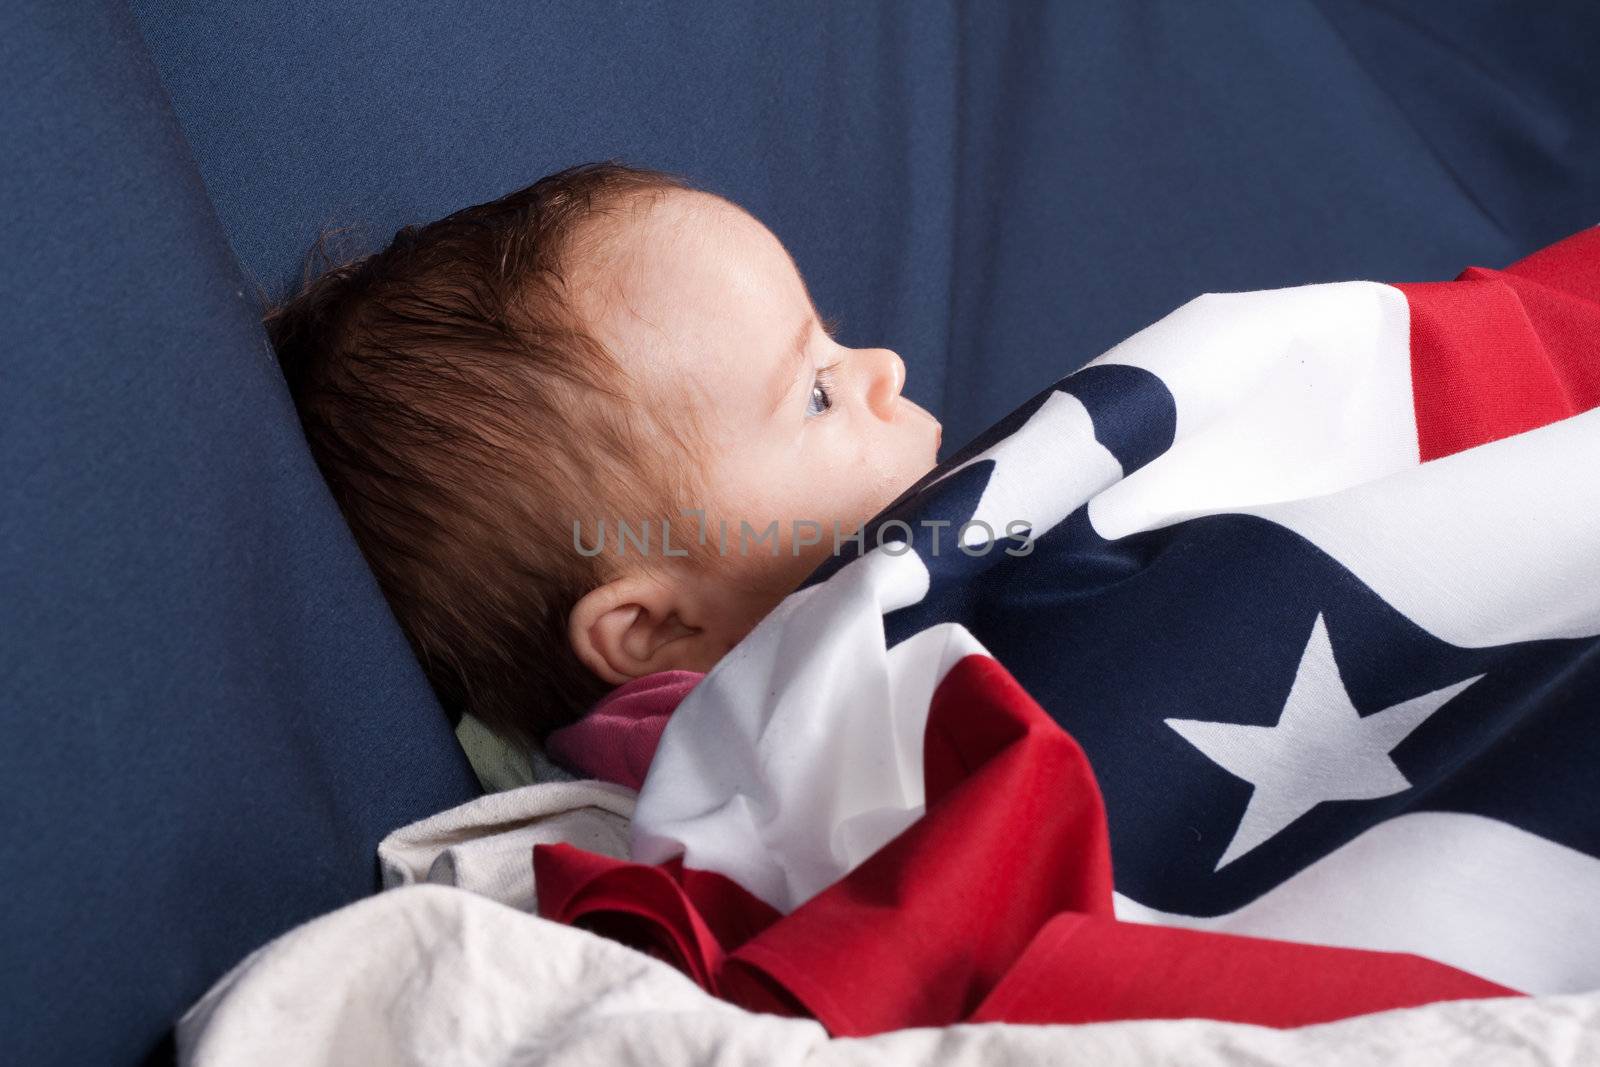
[269,161,942,750]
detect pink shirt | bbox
[544,670,704,790]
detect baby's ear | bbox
[567,571,715,685]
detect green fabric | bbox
[455,715,578,792]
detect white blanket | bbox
[177,781,1600,1066]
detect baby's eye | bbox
[806,366,837,417]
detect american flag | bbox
[534,226,1600,1035]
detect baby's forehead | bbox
[561,189,806,433]
[564,189,740,311]
[574,191,794,337]
[636,194,768,291]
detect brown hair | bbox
[268,160,699,746]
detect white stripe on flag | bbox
[1114,810,1600,995]
[1235,403,1600,645]
[1089,282,1417,538]
[924,388,1123,548]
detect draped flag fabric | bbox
[534,226,1600,1036]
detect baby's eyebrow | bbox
[766,314,816,416]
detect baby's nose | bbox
[865,348,906,420]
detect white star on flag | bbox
[1165,613,1483,871]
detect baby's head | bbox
[270,162,940,745]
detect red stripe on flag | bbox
[970,912,1509,1029]
[733,654,1115,1034]
[1398,226,1600,462]
[533,654,1512,1035]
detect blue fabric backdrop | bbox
[0,5,481,1066]
[129,1,1600,449]
[3,1,1596,1064]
